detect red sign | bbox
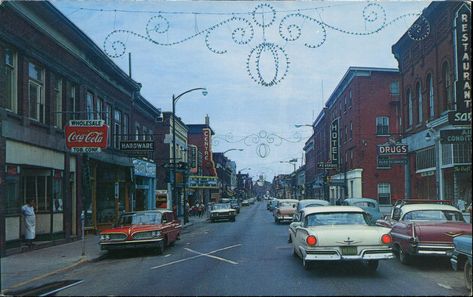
[65,125,108,151]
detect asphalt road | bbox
[21,201,470,296]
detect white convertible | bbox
[289,206,394,271]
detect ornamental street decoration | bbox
[103,2,428,87]
[65,120,108,153]
[213,130,303,158]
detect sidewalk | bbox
[0,215,208,294]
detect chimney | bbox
[205,114,210,126]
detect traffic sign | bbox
[317,162,338,169]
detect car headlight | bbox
[152,231,161,237]
[100,234,111,241]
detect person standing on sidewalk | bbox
[21,199,36,246]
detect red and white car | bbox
[99,209,181,254]
[376,200,472,264]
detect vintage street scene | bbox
[0,1,471,296]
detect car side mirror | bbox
[392,208,401,221]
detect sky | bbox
[52,0,431,181]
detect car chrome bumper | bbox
[100,238,163,250]
[302,247,394,261]
[413,244,454,256]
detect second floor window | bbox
[123,114,129,141]
[376,116,389,135]
[4,48,18,113]
[96,97,103,120]
[114,109,122,149]
[390,80,400,95]
[104,103,112,146]
[135,123,140,140]
[378,183,391,205]
[68,83,77,121]
[407,89,413,127]
[427,74,435,119]
[86,92,94,120]
[442,61,453,112]
[417,81,423,124]
[28,62,45,123]
[54,78,63,128]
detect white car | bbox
[289,206,394,271]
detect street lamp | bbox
[222,148,244,154]
[172,87,207,224]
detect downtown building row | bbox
[302,1,471,207]
[0,1,234,255]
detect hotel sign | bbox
[451,3,472,125]
[330,119,339,165]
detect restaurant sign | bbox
[451,3,472,125]
[65,120,108,153]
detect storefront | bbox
[132,158,156,211]
[4,140,75,246]
[83,154,132,231]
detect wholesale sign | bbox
[330,119,339,165]
[451,3,472,125]
[65,120,108,153]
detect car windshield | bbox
[306,212,369,226]
[279,202,296,208]
[118,212,162,225]
[353,201,377,208]
[212,203,231,210]
[403,210,464,221]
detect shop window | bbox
[376,116,389,135]
[54,78,63,128]
[5,167,20,214]
[28,62,45,123]
[4,47,18,113]
[378,183,391,205]
[21,171,59,212]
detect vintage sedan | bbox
[450,235,472,291]
[296,199,330,213]
[342,198,382,224]
[290,206,394,271]
[209,203,237,222]
[376,200,472,264]
[273,199,299,224]
[99,210,181,253]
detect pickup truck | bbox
[376,200,472,265]
[450,235,472,291]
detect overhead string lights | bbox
[102,2,429,87]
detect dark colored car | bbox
[451,235,472,291]
[342,198,382,224]
[99,210,181,253]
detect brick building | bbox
[310,67,404,205]
[0,1,161,255]
[392,2,471,206]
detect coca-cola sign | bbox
[65,120,108,153]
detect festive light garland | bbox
[102,2,429,87]
[213,130,303,158]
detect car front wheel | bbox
[156,240,165,254]
[465,261,472,291]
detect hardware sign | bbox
[120,140,154,151]
[65,120,108,153]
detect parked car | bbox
[290,206,393,271]
[230,199,241,214]
[99,210,181,253]
[220,198,231,203]
[209,203,237,222]
[296,199,330,213]
[342,198,382,224]
[450,235,472,291]
[273,199,298,224]
[248,197,256,204]
[376,200,472,265]
[241,199,250,206]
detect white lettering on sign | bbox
[67,131,104,144]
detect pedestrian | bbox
[21,199,36,246]
[198,202,204,217]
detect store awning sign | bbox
[440,129,471,144]
[65,120,108,153]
